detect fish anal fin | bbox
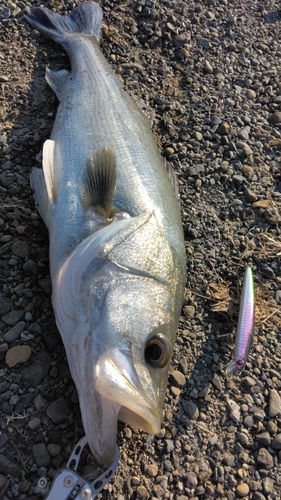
[81,145,117,219]
[164,159,180,202]
[43,139,57,204]
[45,67,70,100]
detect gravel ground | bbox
[1,0,281,499]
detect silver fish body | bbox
[25,3,186,468]
[226,267,255,375]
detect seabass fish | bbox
[25,2,186,468]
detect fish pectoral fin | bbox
[30,168,51,228]
[42,139,56,204]
[80,145,117,219]
[45,67,70,100]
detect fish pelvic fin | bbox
[45,68,70,100]
[164,159,180,204]
[30,168,51,228]
[80,145,117,219]
[42,139,56,205]
[25,3,103,45]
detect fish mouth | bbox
[96,349,162,435]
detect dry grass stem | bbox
[209,281,281,329]
[257,233,281,258]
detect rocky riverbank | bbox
[0,0,281,499]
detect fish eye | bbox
[145,336,168,368]
[236,359,244,369]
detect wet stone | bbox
[46,397,69,424]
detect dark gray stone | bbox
[0,297,13,316]
[0,454,21,478]
[32,443,50,467]
[182,400,199,420]
[3,321,25,342]
[46,398,69,424]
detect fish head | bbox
[55,212,185,468]
[73,272,178,468]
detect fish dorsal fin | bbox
[164,159,180,202]
[45,67,70,100]
[81,145,117,219]
[42,139,56,204]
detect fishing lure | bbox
[226,267,255,375]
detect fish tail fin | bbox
[25,3,103,45]
[225,360,236,376]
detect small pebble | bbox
[5,345,32,367]
[235,483,250,497]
